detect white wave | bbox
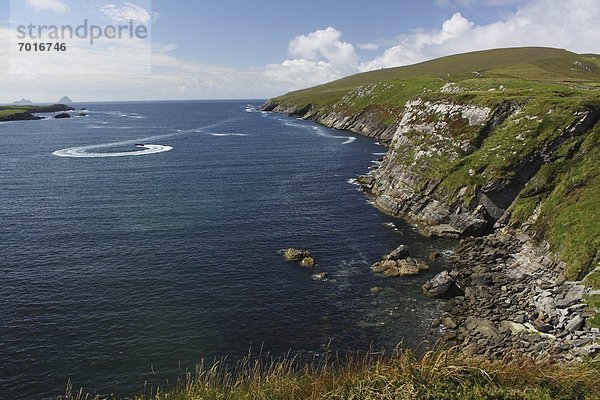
[99,111,146,119]
[244,105,259,113]
[272,115,357,145]
[372,152,387,156]
[208,132,248,137]
[384,222,396,228]
[346,178,358,185]
[53,144,172,158]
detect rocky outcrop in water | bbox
[279,248,312,262]
[371,245,429,277]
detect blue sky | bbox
[0,0,598,102]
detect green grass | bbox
[58,350,600,400]
[269,47,600,112]
[0,109,26,118]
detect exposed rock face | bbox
[267,95,598,241]
[54,113,71,119]
[363,99,508,237]
[261,100,398,141]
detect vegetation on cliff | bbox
[60,350,599,400]
[264,47,599,283]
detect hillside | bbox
[263,47,600,356]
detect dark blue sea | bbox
[0,101,451,399]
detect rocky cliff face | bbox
[262,101,398,140]
[264,92,599,249]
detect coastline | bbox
[0,104,75,122]
[261,101,600,362]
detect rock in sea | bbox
[311,272,328,281]
[421,270,463,298]
[279,248,312,262]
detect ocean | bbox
[0,101,451,398]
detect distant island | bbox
[0,104,75,122]
[13,98,33,105]
[58,96,74,105]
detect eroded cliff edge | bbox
[262,48,600,360]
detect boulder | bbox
[465,316,501,339]
[280,248,312,262]
[441,316,457,329]
[500,320,528,335]
[422,270,462,298]
[300,257,315,268]
[383,258,429,277]
[311,272,328,281]
[371,259,396,273]
[54,113,71,119]
[384,244,410,261]
[556,285,585,308]
[565,315,585,332]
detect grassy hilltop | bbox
[271,47,600,112]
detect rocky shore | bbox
[427,230,598,361]
[262,98,599,362]
[262,50,600,363]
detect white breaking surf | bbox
[52,143,173,158]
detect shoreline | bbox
[262,103,600,362]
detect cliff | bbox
[263,47,599,280]
[263,48,600,355]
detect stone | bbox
[280,248,312,262]
[428,250,442,261]
[301,257,316,268]
[422,270,462,298]
[371,260,396,273]
[556,285,585,308]
[54,112,71,119]
[532,318,553,333]
[465,316,501,339]
[441,316,457,329]
[311,272,328,281]
[500,321,528,335]
[370,287,383,295]
[384,244,410,261]
[565,315,585,332]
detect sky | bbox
[0,0,599,102]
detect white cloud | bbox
[357,42,381,51]
[2,0,600,102]
[101,3,157,24]
[24,0,68,13]
[360,0,600,71]
[435,0,523,7]
[263,27,358,87]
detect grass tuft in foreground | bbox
[57,349,600,400]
